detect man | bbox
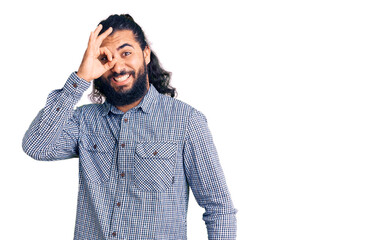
[23,14,236,240]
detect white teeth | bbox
[114,74,130,82]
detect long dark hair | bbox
[89,14,176,104]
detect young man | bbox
[23,14,236,240]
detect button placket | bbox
[110,112,132,238]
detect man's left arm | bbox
[183,109,237,240]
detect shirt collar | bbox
[102,84,159,116]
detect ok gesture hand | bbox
[77,24,117,82]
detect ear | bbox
[143,45,151,65]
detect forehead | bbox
[101,30,140,49]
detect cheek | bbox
[126,59,138,69]
[101,70,112,79]
[126,54,145,69]
[98,73,112,87]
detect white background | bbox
[1,0,391,239]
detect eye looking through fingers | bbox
[99,47,113,61]
[99,55,108,63]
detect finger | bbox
[89,31,94,40]
[100,47,113,61]
[92,24,103,38]
[104,58,117,70]
[96,27,113,46]
[86,31,95,48]
[87,25,103,46]
[82,32,96,57]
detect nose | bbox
[112,58,126,73]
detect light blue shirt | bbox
[23,72,237,240]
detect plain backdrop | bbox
[1,0,391,239]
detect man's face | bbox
[97,30,151,106]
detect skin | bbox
[77,24,151,112]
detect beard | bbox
[95,63,148,107]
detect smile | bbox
[112,73,132,86]
[113,73,131,82]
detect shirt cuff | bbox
[63,72,91,97]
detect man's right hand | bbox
[77,24,117,82]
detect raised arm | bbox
[22,73,90,160]
[23,24,116,160]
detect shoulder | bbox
[155,93,203,117]
[155,94,208,127]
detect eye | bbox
[123,52,131,57]
[100,56,108,62]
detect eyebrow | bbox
[117,43,134,51]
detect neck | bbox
[116,98,143,113]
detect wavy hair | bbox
[89,14,176,104]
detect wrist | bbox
[76,71,92,82]
[63,72,91,97]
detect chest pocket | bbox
[134,142,177,192]
[79,133,116,184]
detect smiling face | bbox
[94,30,151,109]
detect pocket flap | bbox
[136,142,177,158]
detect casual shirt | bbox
[23,72,237,240]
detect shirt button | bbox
[56,107,60,111]
[117,202,121,207]
[112,232,116,237]
[121,143,125,148]
[153,151,158,156]
[93,144,97,149]
[123,118,128,123]
[120,172,125,177]
[72,83,78,88]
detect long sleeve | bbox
[183,109,237,240]
[22,72,91,161]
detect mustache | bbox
[109,70,135,79]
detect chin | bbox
[114,84,133,93]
